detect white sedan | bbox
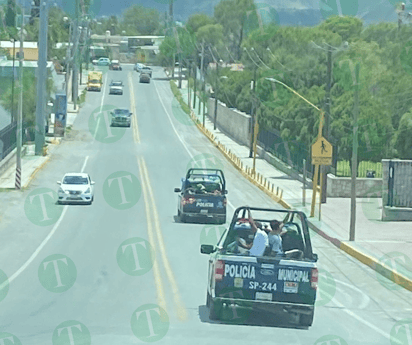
[57,173,95,205]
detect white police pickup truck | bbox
[201,206,319,326]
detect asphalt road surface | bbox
[0,65,411,345]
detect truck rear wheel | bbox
[299,309,314,327]
[207,293,221,321]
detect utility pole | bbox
[193,59,197,110]
[349,62,360,241]
[187,59,191,108]
[169,0,173,26]
[249,67,257,158]
[213,60,219,130]
[35,0,49,155]
[64,19,72,96]
[321,48,332,203]
[199,41,204,117]
[15,4,24,190]
[72,0,79,110]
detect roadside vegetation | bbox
[157,0,412,176]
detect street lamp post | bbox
[349,61,360,241]
[266,77,325,217]
[249,67,257,158]
[63,17,72,96]
[34,0,49,155]
[312,41,349,203]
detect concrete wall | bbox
[208,98,251,147]
[327,174,382,197]
[0,146,27,178]
[382,159,412,207]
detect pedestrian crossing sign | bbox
[311,136,332,165]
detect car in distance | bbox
[57,173,95,205]
[134,63,144,72]
[111,108,132,127]
[109,59,122,70]
[109,80,124,95]
[97,57,110,66]
[139,73,150,83]
[140,66,152,77]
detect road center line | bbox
[153,80,235,212]
[138,157,167,311]
[140,157,188,321]
[93,72,108,143]
[1,155,90,288]
[128,72,140,143]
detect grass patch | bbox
[336,160,382,178]
[65,125,72,135]
[170,80,191,115]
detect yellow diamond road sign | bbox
[312,136,333,165]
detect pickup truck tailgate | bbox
[215,257,317,305]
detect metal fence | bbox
[257,128,338,179]
[0,121,36,161]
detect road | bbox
[0,64,411,345]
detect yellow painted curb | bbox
[23,156,50,189]
[340,242,412,292]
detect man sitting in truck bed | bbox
[185,179,222,195]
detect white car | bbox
[57,173,95,205]
[109,80,124,95]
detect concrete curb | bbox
[175,87,412,293]
[23,156,50,189]
[308,217,412,292]
[188,109,291,210]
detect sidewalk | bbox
[177,80,412,291]
[0,71,87,190]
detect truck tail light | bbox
[223,198,227,207]
[311,268,318,289]
[181,197,196,206]
[215,260,225,282]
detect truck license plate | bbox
[284,282,298,293]
[255,292,272,301]
[200,209,208,214]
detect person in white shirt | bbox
[237,209,268,256]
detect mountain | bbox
[60,0,400,26]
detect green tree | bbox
[5,0,16,27]
[395,111,412,159]
[121,5,159,35]
[196,24,223,48]
[214,0,255,60]
[186,13,214,34]
[318,16,363,42]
